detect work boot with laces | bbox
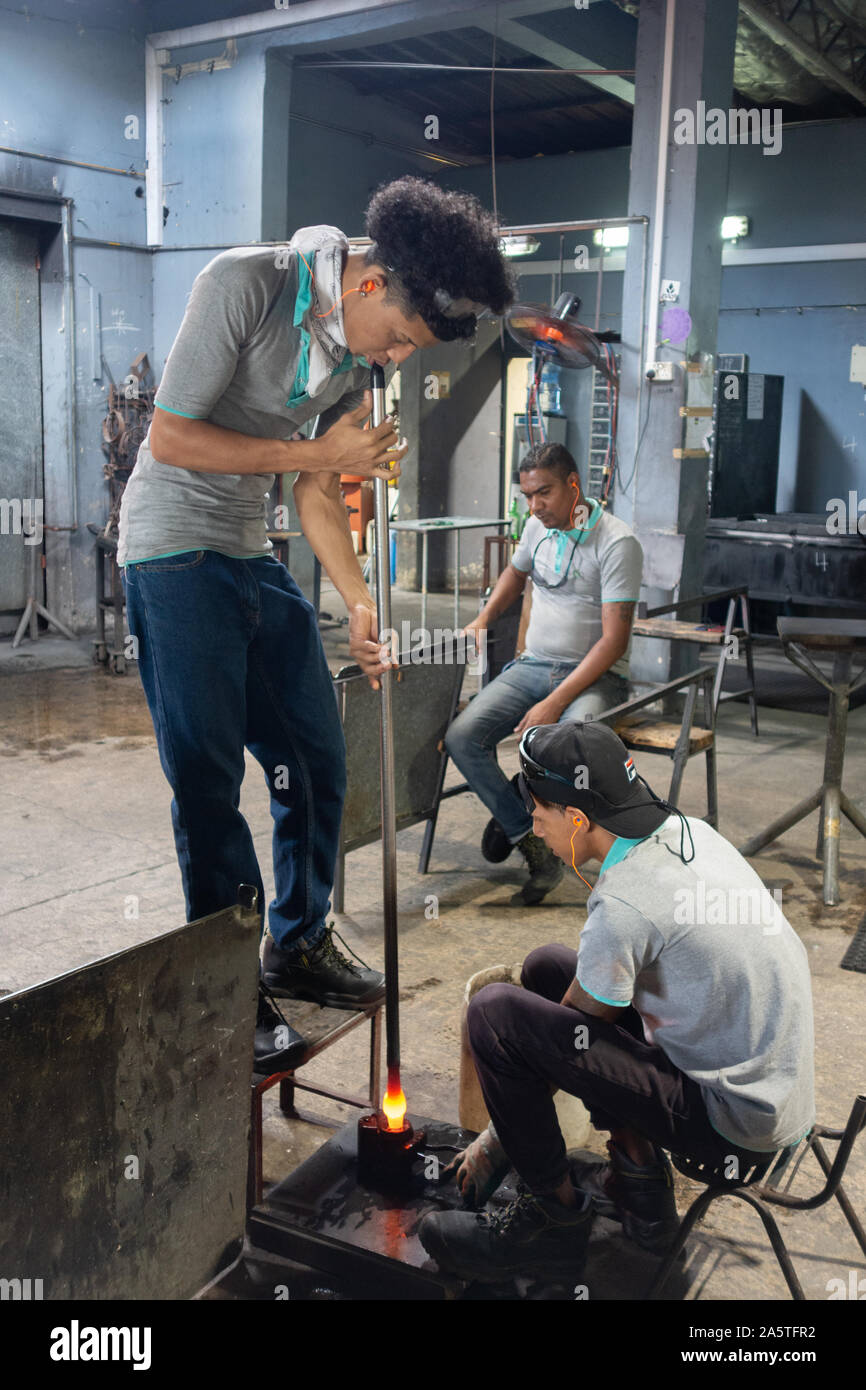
[568,1140,679,1254]
[261,923,385,1010]
[511,830,564,906]
[254,982,307,1074]
[418,1183,593,1284]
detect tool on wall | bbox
[357,363,425,1190]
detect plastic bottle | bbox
[538,363,562,415]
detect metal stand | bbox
[11,531,76,649]
[738,618,866,906]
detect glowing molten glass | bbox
[382,1085,407,1132]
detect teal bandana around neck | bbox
[287,251,359,409]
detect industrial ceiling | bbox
[287,0,866,164]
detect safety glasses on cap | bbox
[518,730,577,794]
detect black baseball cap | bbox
[517,721,672,839]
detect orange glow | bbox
[382,1085,407,1132]
[543,326,564,342]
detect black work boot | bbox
[481,816,512,864]
[254,983,307,1074]
[511,831,564,906]
[481,775,523,863]
[418,1184,593,1284]
[261,923,385,1010]
[569,1140,679,1254]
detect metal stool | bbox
[739,618,866,905]
[598,667,719,827]
[647,1094,866,1300]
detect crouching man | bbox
[419,722,816,1286]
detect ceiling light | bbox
[592,227,630,250]
[722,215,750,241]
[499,235,541,258]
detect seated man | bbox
[446,442,642,906]
[419,722,816,1285]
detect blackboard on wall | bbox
[710,372,784,517]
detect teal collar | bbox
[599,832,649,876]
[546,497,603,571]
[567,496,603,544]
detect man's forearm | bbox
[478,565,527,624]
[547,637,627,712]
[150,410,320,476]
[293,474,372,612]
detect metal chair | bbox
[633,585,759,736]
[647,1094,866,1300]
[596,666,719,826]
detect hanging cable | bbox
[489,27,498,224]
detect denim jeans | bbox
[122,550,345,949]
[444,655,628,841]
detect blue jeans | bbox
[122,551,345,950]
[444,655,628,841]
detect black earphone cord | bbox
[587,773,696,866]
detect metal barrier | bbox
[332,643,467,911]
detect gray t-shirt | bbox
[576,816,816,1152]
[117,245,372,565]
[511,507,643,677]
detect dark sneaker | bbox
[418,1186,593,1284]
[254,983,307,1074]
[510,831,564,906]
[261,924,385,1010]
[481,775,523,863]
[568,1141,679,1254]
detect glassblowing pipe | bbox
[370,364,403,1122]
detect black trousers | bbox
[468,944,770,1194]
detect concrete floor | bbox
[1,585,865,1300]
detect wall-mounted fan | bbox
[505,293,616,380]
[505,292,620,500]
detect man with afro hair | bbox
[118,177,513,1073]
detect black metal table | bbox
[739,618,866,905]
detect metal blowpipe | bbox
[370,364,405,1129]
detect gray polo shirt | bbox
[576,815,816,1152]
[511,507,643,677]
[117,245,373,565]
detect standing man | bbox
[118,176,514,1069]
[446,442,642,905]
